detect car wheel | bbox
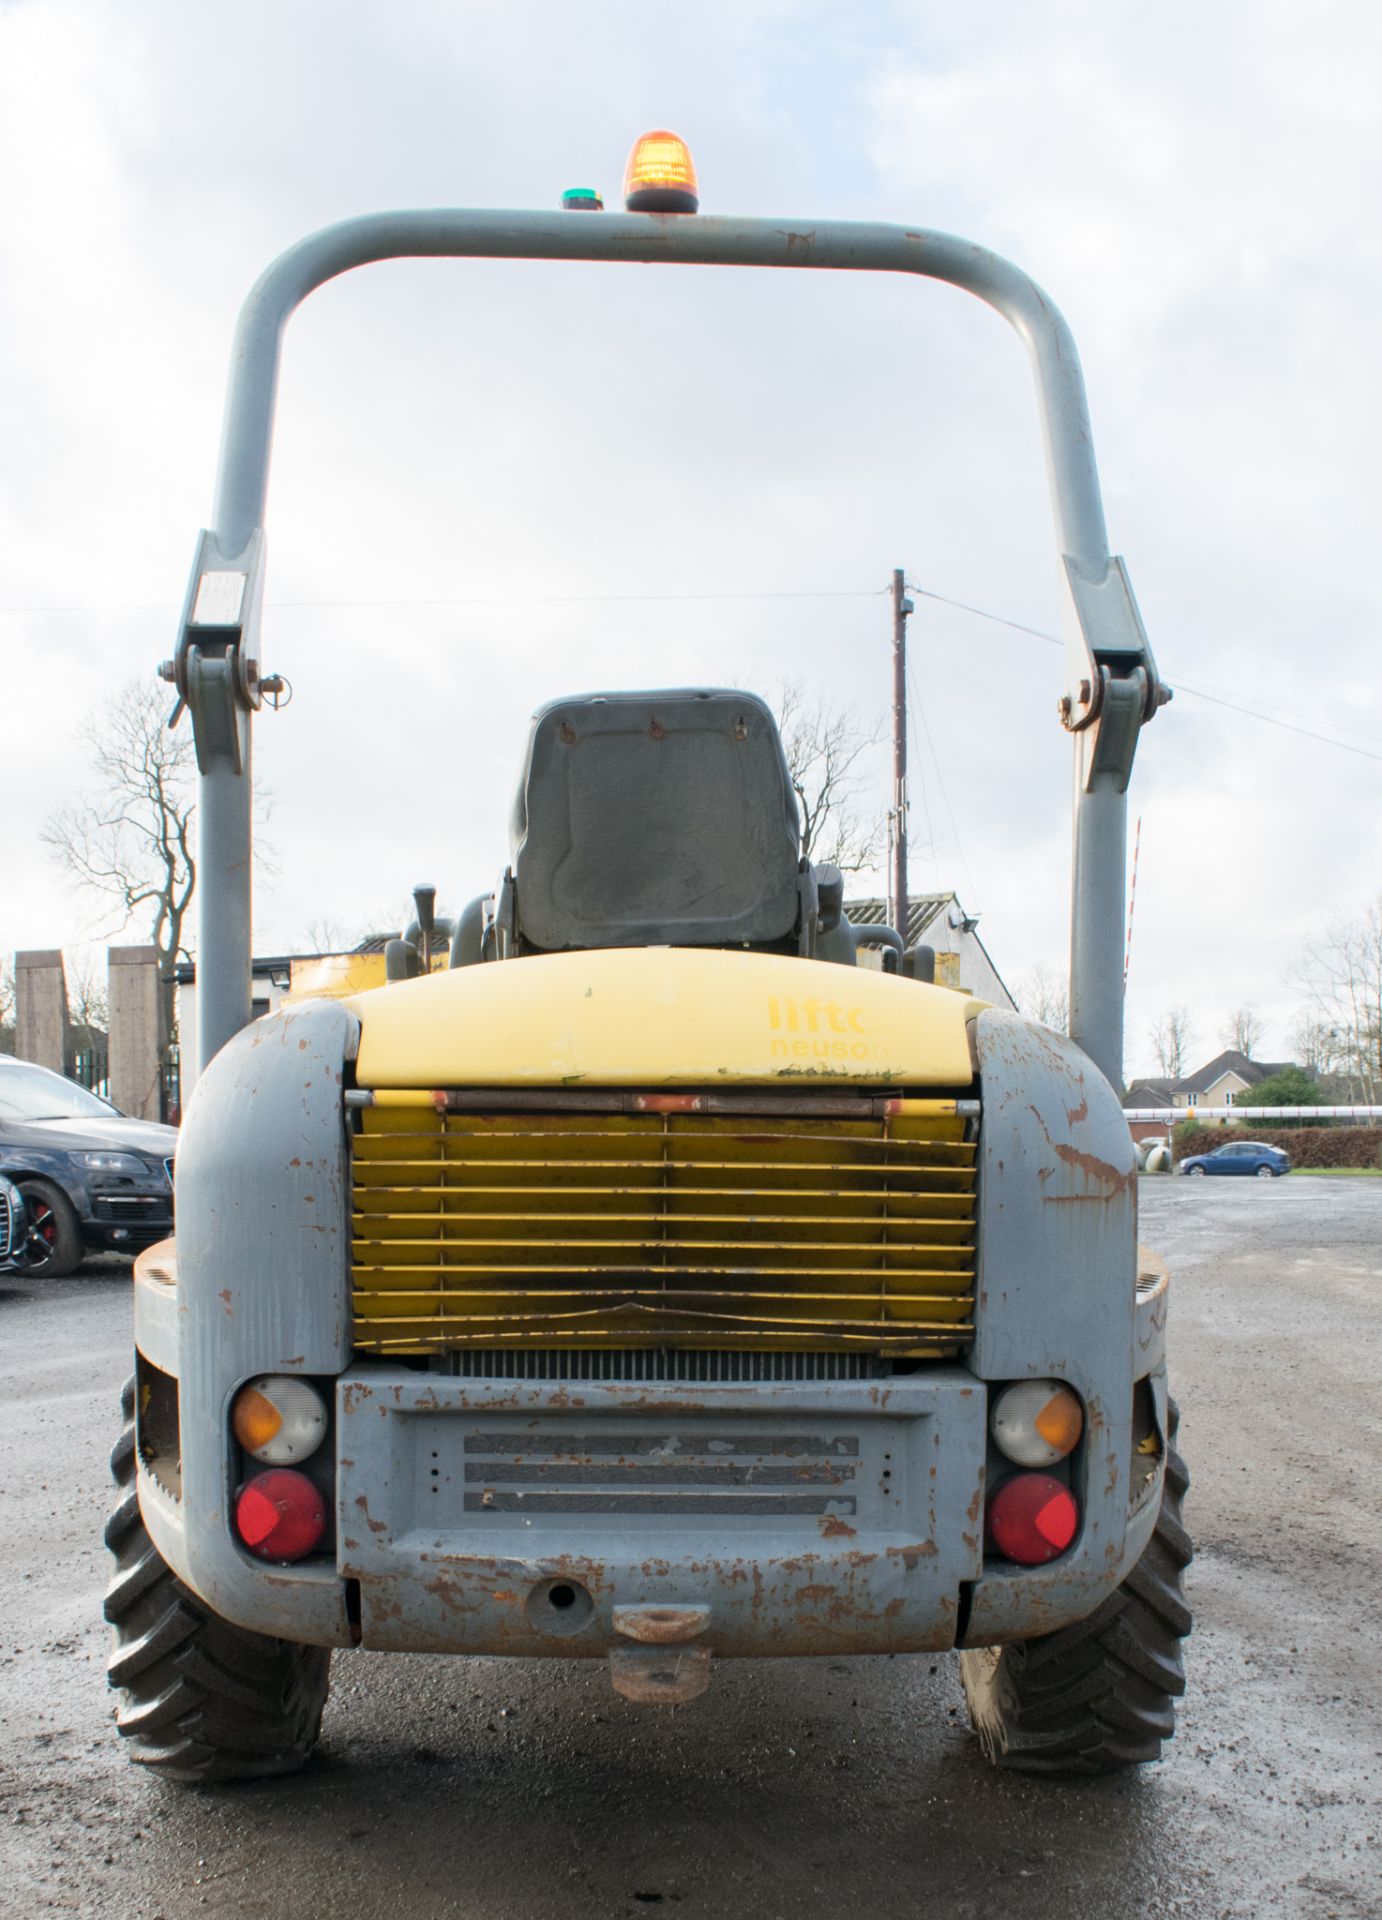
[1256,1166,1274,1179]
[1187,1165,1206,1177]
[18,1178,84,1277]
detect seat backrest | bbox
[510,688,803,952]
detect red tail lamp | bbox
[234,1468,327,1563]
[987,1472,1079,1565]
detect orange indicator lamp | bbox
[232,1375,328,1465]
[623,130,699,214]
[990,1379,1084,1468]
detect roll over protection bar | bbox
[169,208,1166,1089]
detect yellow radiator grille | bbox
[351,1106,976,1357]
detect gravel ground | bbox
[1,1177,1379,1920]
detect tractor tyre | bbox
[959,1401,1192,1775]
[105,1376,332,1784]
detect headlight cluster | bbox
[78,1151,147,1175]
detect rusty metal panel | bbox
[963,1008,1146,1645]
[351,1105,975,1356]
[1135,1251,1169,1377]
[445,1422,870,1521]
[335,1370,987,1658]
[135,999,358,1648]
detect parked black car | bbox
[1179,1140,1291,1179]
[0,1059,177,1276]
[0,1172,30,1273]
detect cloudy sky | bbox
[2,0,1378,1079]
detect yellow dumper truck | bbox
[107,133,1188,1782]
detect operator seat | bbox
[508,688,805,952]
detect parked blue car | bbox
[1179,1140,1291,1178]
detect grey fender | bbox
[134,997,358,1644]
[963,1009,1154,1643]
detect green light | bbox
[561,187,604,212]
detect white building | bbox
[845,893,1016,1010]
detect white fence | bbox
[1124,1106,1382,1123]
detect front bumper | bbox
[82,1194,173,1253]
[77,1159,175,1253]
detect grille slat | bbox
[351,1105,976,1357]
[446,1349,880,1380]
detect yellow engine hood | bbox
[347,948,982,1089]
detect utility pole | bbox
[890,568,914,940]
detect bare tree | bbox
[1300,896,1382,1103]
[66,952,110,1038]
[304,917,352,955]
[1150,1006,1195,1079]
[1221,1005,1265,1058]
[297,910,403,954]
[1016,961,1069,1034]
[43,680,195,1038]
[774,682,884,875]
[0,957,14,1056]
[1288,1009,1342,1079]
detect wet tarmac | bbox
[2,1178,1379,1918]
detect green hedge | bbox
[1171,1122,1382,1169]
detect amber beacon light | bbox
[623,129,699,213]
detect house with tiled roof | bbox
[1120,1075,1174,1105]
[1123,1075,1177,1107]
[1121,1075,1178,1145]
[1169,1049,1296,1113]
[1121,1054,1300,1141]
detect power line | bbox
[1153,667,1382,752]
[907,659,979,908]
[907,580,1382,766]
[9,565,1378,765]
[908,680,938,883]
[1168,685,1382,762]
[910,585,1064,648]
[0,586,888,616]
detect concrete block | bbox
[15,951,69,1072]
[108,946,166,1121]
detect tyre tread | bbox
[961,1398,1192,1776]
[104,1375,330,1784]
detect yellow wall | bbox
[288,953,387,1001]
